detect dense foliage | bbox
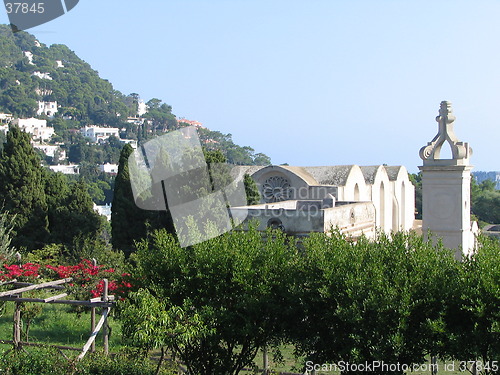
[122,229,500,375]
[0,124,105,252]
[471,178,500,224]
[125,227,298,375]
[0,348,175,375]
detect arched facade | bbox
[360,166,392,233]
[385,166,415,232]
[238,164,415,235]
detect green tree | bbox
[291,231,459,374]
[130,227,297,375]
[444,236,500,373]
[253,152,271,166]
[0,209,16,261]
[111,144,150,255]
[243,173,260,205]
[145,98,177,132]
[121,289,209,375]
[0,125,48,250]
[47,179,103,250]
[409,172,422,219]
[471,179,500,224]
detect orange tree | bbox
[289,230,461,374]
[444,236,500,374]
[122,227,299,375]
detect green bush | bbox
[0,347,73,375]
[0,347,176,375]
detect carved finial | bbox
[419,101,472,164]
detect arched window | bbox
[380,181,386,230]
[354,183,360,201]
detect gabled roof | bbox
[384,166,403,181]
[359,166,380,184]
[301,165,356,186]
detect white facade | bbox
[0,113,12,123]
[32,71,52,80]
[37,101,58,117]
[137,100,148,116]
[233,199,376,240]
[99,163,118,174]
[120,138,138,149]
[236,163,415,236]
[34,144,66,160]
[23,51,35,65]
[48,164,80,175]
[11,118,54,141]
[81,126,120,143]
[93,203,112,221]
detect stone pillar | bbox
[419,101,474,259]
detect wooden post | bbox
[262,345,268,374]
[102,279,109,355]
[13,295,21,350]
[90,307,96,353]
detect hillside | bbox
[0,24,271,166]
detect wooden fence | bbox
[0,277,115,359]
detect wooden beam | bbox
[77,307,111,360]
[0,296,114,307]
[103,279,109,355]
[14,282,66,290]
[0,278,72,297]
[89,295,115,303]
[90,307,96,353]
[43,293,67,302]
[0,279,17,286]
[13,299,21,349]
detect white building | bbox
[0,113,12,123]
[33,144,66,160]
[127,116,145,126]
[56,60,64,68]
[32,71,52,80]
[234,163,415,237]
[99,163,118,174]
[48,164,80,175]
[120,138,138,149]
[137,100,148,116]
[37,101,58,117]
[11,118,54,141]
[81,126,120,143]
[23,51,35,65]
[93,203,112,221]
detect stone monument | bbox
[419,101,475,259]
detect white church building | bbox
[233,101,476,258]
[234,164,415,239]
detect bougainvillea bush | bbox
[0,259,132,300]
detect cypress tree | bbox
[111,144,150,255]
[0,125,48,250]
[49,178,102,248]
[244,174,260,205]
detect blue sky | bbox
[1,0,499,173]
